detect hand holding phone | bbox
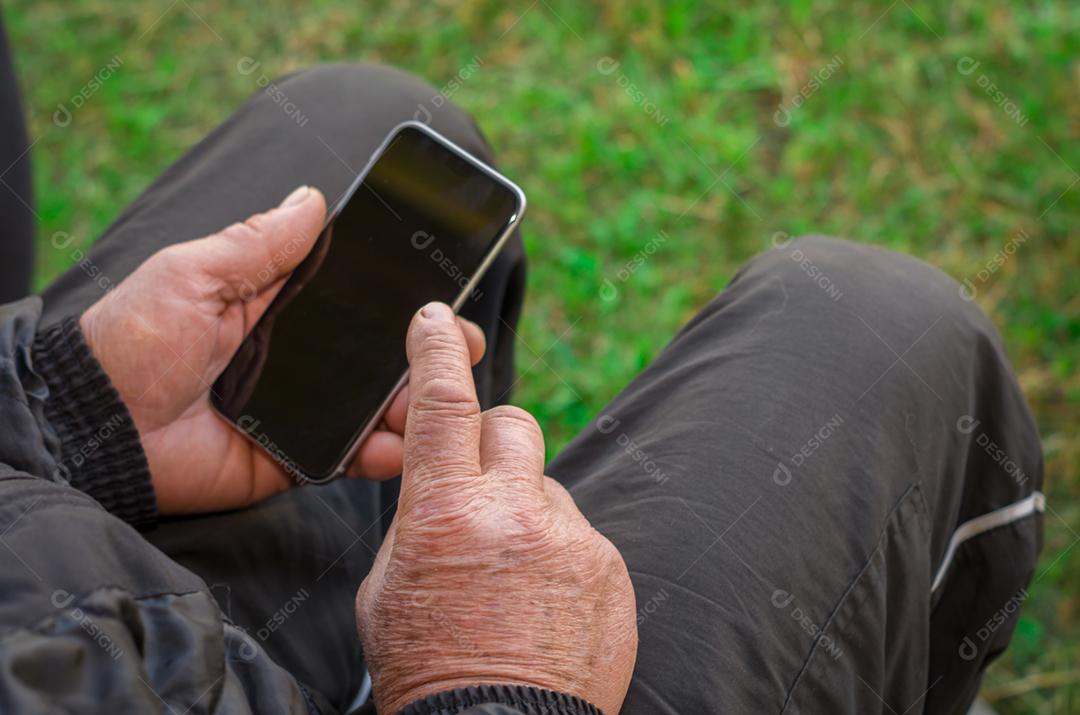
[211,122,525,482]
[78,186,331,514]
[80,123,524,512]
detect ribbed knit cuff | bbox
[33,317,157,528]
[398,684,603,715]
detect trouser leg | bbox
[0,12,35,302]
[37,63,526,709]
[549,236,1043,714]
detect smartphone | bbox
[210,121,526,482]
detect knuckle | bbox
[220,219,260,245]
[354,580,378,641]
[412,377,480,418]
[542,476,579,511]
[242,212,274,235]
[488,455,541,481]
[397,499,495,556]
[486,404,541,435]
[452,504,540,550]
[595,532,626,571]
[148,244,184,271]
[542,475,569,498]
[143,244,203,286]
[409,320,468,355]
[583,528,633,591]
[567,529,626,588]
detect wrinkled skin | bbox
[356,302,638,714]
[80,185,638,710]
[80,186,485,514]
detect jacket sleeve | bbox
[0,297,601,715]
[398,685,602,714]
[32,312,158,526]
[0,296,331,714]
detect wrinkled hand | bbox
[79,187,486,514]
[355,302,638,715]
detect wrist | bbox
[396,683,603,715]
[368,631,590,714]
[373,652,597,715]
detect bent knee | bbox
[275,63,442,115]
[738,234,991,331]
[756,235,951,295]
[262,63,493,161]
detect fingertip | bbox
[349,431,404,479]
[277,185,327,213]
[385,386,409,434]
[308,186,328,212]
[458,317,487,365]
[278,185,310,208]
[420,301,454,322]
[406,301,469,365]
[273,187,327,255]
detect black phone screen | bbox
[211,124,523,480]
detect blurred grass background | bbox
[5,1,1078,711]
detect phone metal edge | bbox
[214,120,527,484]
[322,121,527,483]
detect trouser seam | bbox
[778,481,927,714]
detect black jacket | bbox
[0,296,597,715]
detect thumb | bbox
[188,185,327,302]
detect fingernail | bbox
[279,185,310,208]
[420,302,454,322]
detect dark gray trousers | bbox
[23,64,1042,714]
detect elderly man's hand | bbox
[78,187,486,514]
[355,302,638,715]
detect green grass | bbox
[7,1,1079,712]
